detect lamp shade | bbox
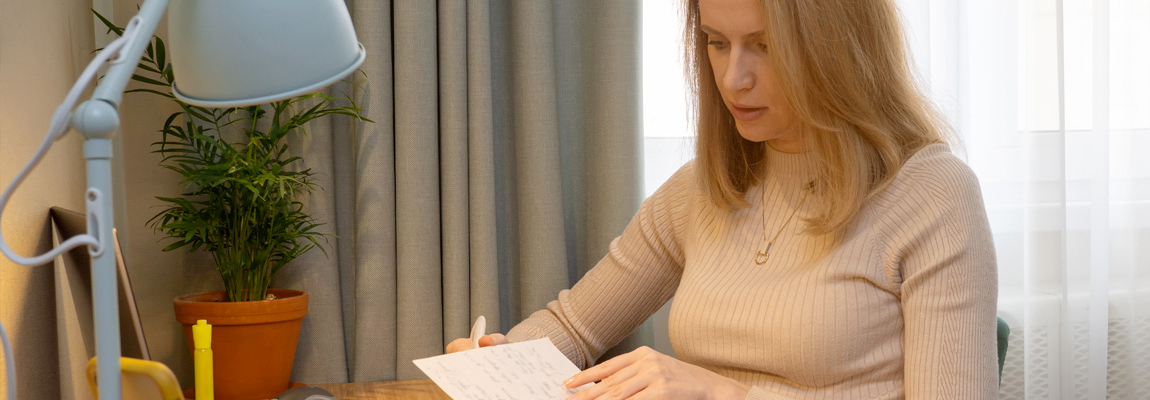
[167,0,366,108]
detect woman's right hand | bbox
[445,333,510,354]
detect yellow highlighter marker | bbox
[193,319,214,400]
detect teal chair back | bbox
[997,317,1010,384]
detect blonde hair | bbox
[683,0,951,234]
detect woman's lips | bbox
[729,103,767,121]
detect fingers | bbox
[566,347,739,400]
[565,356,628,388]
[445,337,474,354]
[448,333,510,353]
[566,362,641,400]
[479,333,508,347]
[565,346,653,389]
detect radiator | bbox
[998,292,1150,399]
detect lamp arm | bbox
[0,1,170,399]
[0,0,164,268]
[0,28,133,400]
[0,14,147,267]
[73,2,171,400]
[91,0,171,108]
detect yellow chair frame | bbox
[86,357,185,400]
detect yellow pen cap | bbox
[193,319,212,349]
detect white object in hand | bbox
[414,338,593,400]
[469,315,486,350]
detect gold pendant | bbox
[754,251,769,265]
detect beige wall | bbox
[1,0,92,397]
[0,0,192,396]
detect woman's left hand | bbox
[563,346,751,400]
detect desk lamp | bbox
[0,0,366,398]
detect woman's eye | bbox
[756,42,768,52]
[707,40,728,49]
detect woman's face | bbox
[699,0,799,151]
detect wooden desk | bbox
[314,380,450,400]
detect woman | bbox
[448,0,999,398]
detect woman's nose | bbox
[723,49,755,93]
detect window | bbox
[642,0,694,197]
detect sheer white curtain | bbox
[896,0,1150,397]
[642,0,1150,397]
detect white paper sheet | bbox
[413,338,594,400]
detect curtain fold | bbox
[896,0,1150,397]
[345,0,397,384]
[463,0,502,361]
[267,0,645,383]
[504,0,572,322]
[438,0,479,374]
[392,0,445,382]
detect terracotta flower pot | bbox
[174,289,308,400]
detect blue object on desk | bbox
[272,386,336,400]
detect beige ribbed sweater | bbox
[506,143,999,399]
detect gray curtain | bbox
[268,0,645,383]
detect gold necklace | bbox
[754,185,808,265]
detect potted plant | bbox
[97,13,370,399]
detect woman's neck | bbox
[766,137,802,154]
[764,141,816,184]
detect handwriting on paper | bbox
[413,338,594,400]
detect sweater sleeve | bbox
[505,163,694,368]
[875,151,999,398]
